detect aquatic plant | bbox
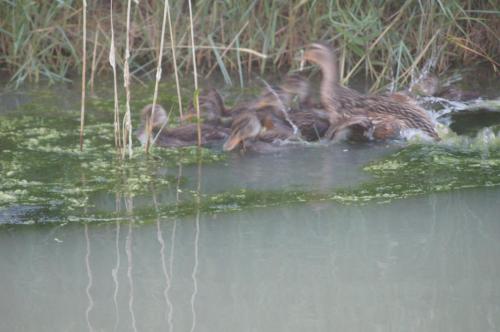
[2,98,500,224]
[0,103,226,223]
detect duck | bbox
[248,74,332,141]
[181,88,232,126]
[222,111,262,151]
[222,109,294,152]
[223,104,294,153]
[304,43,439,141]
[252,74,314,111]
[410,73,480,101]
[137,104,230,148]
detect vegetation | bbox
[1,93,500,224]
[0,0,498,89]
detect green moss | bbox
[2,88,500,224]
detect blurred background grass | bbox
[0,0,498,88]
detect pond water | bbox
[1,70,500,331]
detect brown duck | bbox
[249,74,332,141]
[137,104,230,148]
[304,43,439,141]
[222,109,294,152]
[181,88,231,126]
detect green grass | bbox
[0,0,499,88]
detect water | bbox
[2,190,500,331]
[1,71,500,331]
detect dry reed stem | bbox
[109,0,122,154]
[89,29,99,97]
[146,0,169,153]
[166,0,183,120]
[449,36,500,69]
[79,0,87,152]
[135,45,268,58]
[122,0,134,159]
[187,0,201,147]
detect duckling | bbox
[321,115,374,141]
[250,74,332,141]
[253,74,313,111]
[411,73,480,101]
[410,74,440,97]
[304,43,439,140]
[222,111,262,151]
[182,88,231,126]
[137,104,230,148]
[281,74,317,109]
[222,110,294,152]
[288,110,331,141]
[257,112,296,143]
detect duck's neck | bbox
[319,59,339,115]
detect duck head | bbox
[304,43,336,75]
[182,88,226,125]
[137,104,168,145]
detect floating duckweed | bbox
[2,91,500,224]
[0,105,225,222]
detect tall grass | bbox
[0,0,498,89]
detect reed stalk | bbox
[89,30,99,97]
[122,0,134,159]
[145,0,169,154]
[166,0,183,120]
[109,0,122,154]
[79,0,87,152]
[187,0,202,147]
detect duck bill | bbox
[180,113,196,122]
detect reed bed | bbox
[1,0,498,91]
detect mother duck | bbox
[303,43,439,141]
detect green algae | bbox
[2,103,500,223]
[133,136,500,221]
[0,105,225,222]
[2,85,500,224]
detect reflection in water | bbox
[191,211,200,332]
[154,190,174,332]
[190,162,202,332]
[2,188,500,331]
[126,220,137,332]
[125,195,138,332]
[112,219,121,332]
[84,224,94,332]
[112,193,121,331]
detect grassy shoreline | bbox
[1,0,498,88]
